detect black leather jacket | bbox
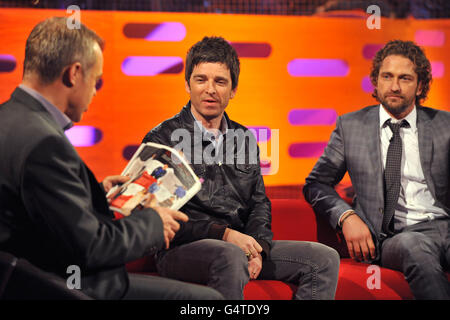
[142,102,273,258]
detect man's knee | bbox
[386,232,441,271]
[272,240,340,273]
[292,241,340,267]
[187,285,225,300]
[311,242,340,271]
[212,241,248,266]
[391,232,435,257]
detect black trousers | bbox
[123,273,224,300]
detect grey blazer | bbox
[0,87,165,299]
[303,105,450,258]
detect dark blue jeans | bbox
[381,218,450,299]
[156,239,340,300]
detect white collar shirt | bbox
[379,104,448,231]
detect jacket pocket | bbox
[235,163,252,174]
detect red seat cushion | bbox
[336,259,414,300]
[243,280,296,300]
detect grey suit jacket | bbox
[0,87,165,299]
[303,105,450,258]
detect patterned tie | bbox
[382,119,410,236]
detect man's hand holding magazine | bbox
[142,195,188,249]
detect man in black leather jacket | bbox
[142,36,340,299]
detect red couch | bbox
[126,196,450,300]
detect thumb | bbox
[115,175,131,183]
[172,210,188,222]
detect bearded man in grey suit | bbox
[303,40,450,299]
[0,17,222,300]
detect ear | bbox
[62,62,82,88]
[185,80,191,95]
[416,81,423,97]
[230,86,237,99]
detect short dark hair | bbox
[185,36,240,90]
[370,40,432,106]
[23,17,104,84]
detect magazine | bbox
[106,142,201,216]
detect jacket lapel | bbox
[83,163,114,219]
[416,107,435,198]
[364,106,384,204]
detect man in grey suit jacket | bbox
[0,17,222,300]
[303,40,450,299]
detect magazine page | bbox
[107,142,201,216]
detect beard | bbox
[377,92,416,117]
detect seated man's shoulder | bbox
[2,106,67,153]
[338,105,378,127]
[143,111,184,143]
[226,119,259,145]
[228,118,247,131]
[420,105,450,121]
[343,105,378,118]
[420,106,450,136]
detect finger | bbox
[167,218,180,232]
[102,181,113,193]
[172,211,189,222]
[347,241,355,260]
[352,242,360,261]
[245,244,258,259]
[141,194,152,207]
[250,248,259,259]
[253,267,262,279]
[143,194,157,208]
[163,233,170,249]
[253,241,263,253]
[106,188,119,200]
[247,265,253,278]
[106,175,129,186]
[164,228,175,248]
[115,175,131,183]
[166,227,175,241]
[248,266,257,280]
[249,263,262,280]
[355,242,364,261]
[157,207,188,222]
[360,241,370,261]
[367,238,376,259]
